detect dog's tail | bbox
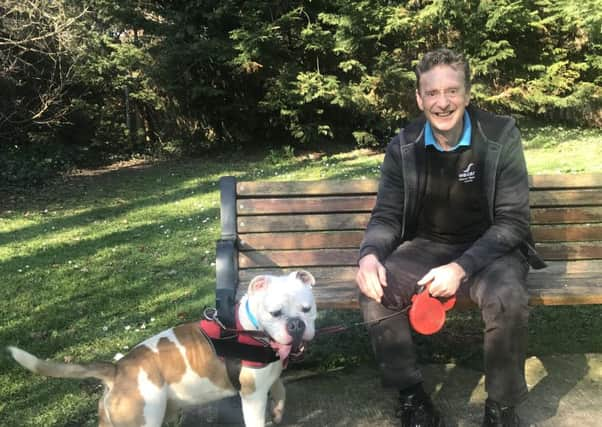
[8,346,116,386]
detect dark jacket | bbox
[359,105,545,277]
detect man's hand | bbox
[417,262,466,298]
[356,254,388,302]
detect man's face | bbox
[416,64,470,137]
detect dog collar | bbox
[245,299,260,329]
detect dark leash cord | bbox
[203,305,411,340]
[314,305,411,337]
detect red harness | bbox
[198,306,280,368]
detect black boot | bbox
[396,384,445,427]
[482,398,520,427]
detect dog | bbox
[8,270,317,427]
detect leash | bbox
[314,305,411,337]
[203,305,411,341]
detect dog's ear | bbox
[293,270,315,287]
[248,275,270,294]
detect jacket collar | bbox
[396,105,503,239]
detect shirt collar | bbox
[424,111,472,152]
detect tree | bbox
[0,0,87,143]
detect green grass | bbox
[1,125,601,426]
[522,125,602,173]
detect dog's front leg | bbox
[270,378,285,423]
[240,391,268,427]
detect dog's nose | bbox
[286,317,306,338]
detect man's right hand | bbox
[356,254,388,302]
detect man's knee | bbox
[479,285,529,329]
[472,252,530,328]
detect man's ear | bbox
[416,89,424,111]
[293,270,315,287]
[248,275,269,295]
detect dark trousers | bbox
[360,238,530,406]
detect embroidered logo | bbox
[458,162,476,183]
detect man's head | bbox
[415,48,471,92]
[415,48,471,143]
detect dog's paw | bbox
[271,400,284,424]
[272,408,283,424]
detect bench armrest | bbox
[215,176,239,327]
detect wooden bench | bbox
[214,174,602,313]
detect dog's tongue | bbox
[270,341,292,361]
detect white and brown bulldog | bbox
[8,270,317,427]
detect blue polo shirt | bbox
[424,111,471,151]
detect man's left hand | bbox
[417,262,466,298]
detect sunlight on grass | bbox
[525,140,602,174]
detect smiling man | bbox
[356,48,546,427]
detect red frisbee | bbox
[409,283,456,335]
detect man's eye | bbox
[270,310,282,317]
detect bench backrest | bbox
[218,174,602,307]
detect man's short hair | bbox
[415,48,471,91]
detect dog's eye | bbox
[301,306,312,313]
[270,310,283,317]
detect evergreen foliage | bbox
[1,0,600,184]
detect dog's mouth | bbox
[270,339,306,361]
[270,341,292,361]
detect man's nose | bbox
[434,92,451,107]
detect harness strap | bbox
[209,336,280,364]
[225,358,242,391]
[199,313,280,391]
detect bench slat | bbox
[239,243,602,268]
[238,260,602,285]
[237,269,602,308]
[236,174,602,198]
[237,180,378,197]
[530,189,602,207]
[237,208,602,233]
[238,281,602,307]
[238,213,369,233]
[532,224,602,242]
[239,249,358,268]
[535,242,602,260]
[239,231,362,250]
[531,207,602,224]
[238,225,602,250]
[238,196,375,215]
[236,190,602,216]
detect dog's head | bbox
[245,270,317,360]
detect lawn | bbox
[1,126,601,426]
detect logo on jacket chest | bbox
[458,162,476,183]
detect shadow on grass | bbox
[1,153,382,246]
[0,206,219,273]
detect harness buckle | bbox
[203,307,227,330]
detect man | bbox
[356,48,545,427]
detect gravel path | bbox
[183,353,602,427]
